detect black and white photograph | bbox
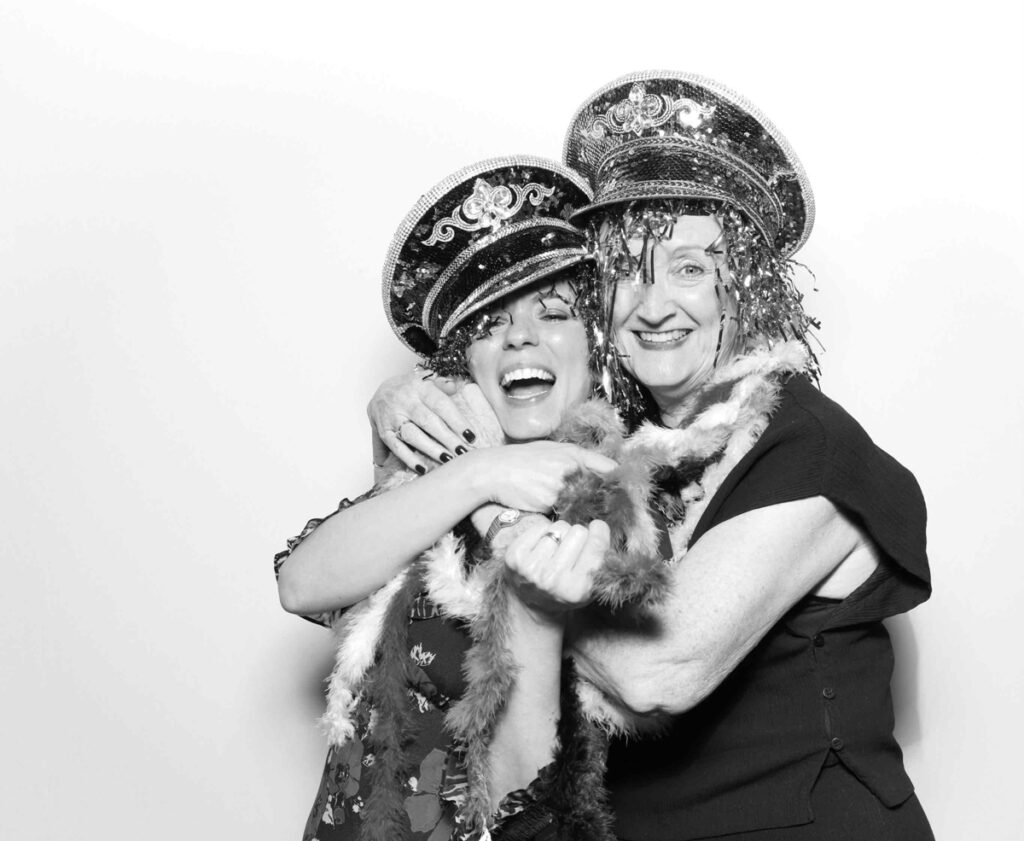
[2,2,1021,839]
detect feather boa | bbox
[569,339,810,736]
[319,339,812,837]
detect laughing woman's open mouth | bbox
[500,366,556,401]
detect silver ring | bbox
[541,531,562,545]
[396,421,414,441]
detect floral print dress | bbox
[276,499,542,841]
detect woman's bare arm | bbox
[485,520,608,803]
[568,496,878,717]
[277,444,616,616]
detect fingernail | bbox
[439,452,453,463]
[454,445,467,456]
[462,429,476,443]
[415,465,426,475]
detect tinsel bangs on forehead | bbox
[588,198,819,347]
[425,261,604,381]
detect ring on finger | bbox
[396,421,414,441]
[540,531,562,545]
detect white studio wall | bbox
[1,1,1021,838]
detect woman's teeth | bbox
[500,367,556,400]
[500,368,555,388]
[636,329,691,344]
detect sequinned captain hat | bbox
[562,70,814,257]
[383,156,594,355]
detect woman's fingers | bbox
[378,428,430,475]
[506,520,562,577]
[410,406,470,460]
[505,521,601,610]
[531,520,574,558]
[427,375,460,396]
[547,525,596,602]
[574,521,611,574]
[366,372,483,467]
[421,387,477,448]
[577,449,618,475]
[394,421,451,466]
[546,524,591,573]
[458,384,504,447]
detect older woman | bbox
[368,74,933,840]
[276,157,668,841]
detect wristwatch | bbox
[484,508,521,544]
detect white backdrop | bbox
[2,1,1021,838]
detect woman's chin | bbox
[502,420,557,443]
[499,410,564,443]
[494,385,590,442]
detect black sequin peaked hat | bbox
[563,71,814,257]
[383,156,594,355]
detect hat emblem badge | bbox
[585,82,714,138]
[423,178,555,246]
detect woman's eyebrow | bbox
[668,244,716,259]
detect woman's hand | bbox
[501,518,610,615]
[368,371,479,472]
[465,442,617,514]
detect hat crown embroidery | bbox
[585,82,714,139]
[423,178,555,246]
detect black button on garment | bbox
[830,737,845,751]
[822,687,836,700]
[813,634,825,647]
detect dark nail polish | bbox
[414,464,426,475]
[439,452,453,463]
[454,445,467,456]
[462,429,476,443]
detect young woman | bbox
[276,157,660,841]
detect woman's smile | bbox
[633,328,693,348]
[500,365,557,401]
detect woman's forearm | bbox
[278,455,494,615]
[568,498,867,717]
[486,598,566,805]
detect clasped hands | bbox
[493,516,611,618]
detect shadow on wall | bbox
[303,642,338,715]
[888,614,922,748]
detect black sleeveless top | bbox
[605,376,931,840]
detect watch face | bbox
[498,509,520,525]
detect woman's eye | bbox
[671,261,710,279]
[540,307,571,321]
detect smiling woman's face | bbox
[465,277,592,442]
[605,214,737,411]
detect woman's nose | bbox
[634,277,674,324]
[502,312,539,348]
